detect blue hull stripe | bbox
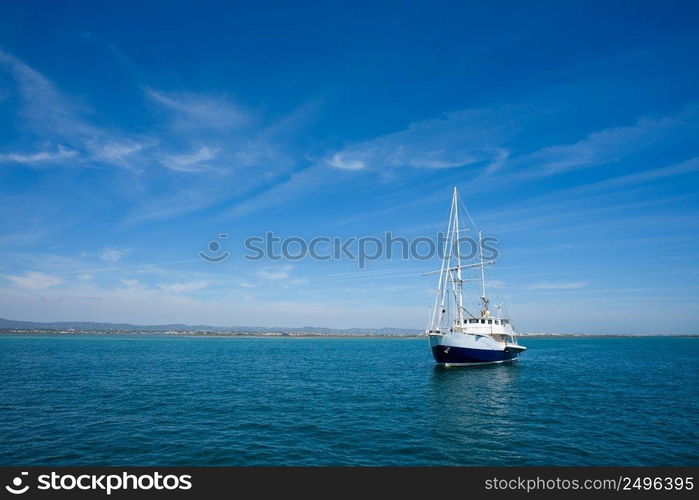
[431,345,518,364]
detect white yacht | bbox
[425,187,526,366]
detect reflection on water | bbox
[426,363,524,463]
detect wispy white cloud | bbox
[0,48,151,170]
[87,138,150,167]
[230,104,694,234]
[0,231,45,247]
[254,265,309,290]
[487,279,507,289]
[527,281,589,290]
[157,280,210,293]
[509,104,699,181]
[224,166,330,219]
[323,109,514,172]
[230,108,519,218]
[320,105,698,184]
[100,248,130,263]
[0,49,97,139]
[159,145,218,172]
[327,153,366,170]
[285,277,309,287]
[0,145,78,164]
[6,271,61,290]
[470,155,699,243]
[145,88,249,129]
[573,156,699,193]
[493,156,699,218]
[258,265,293,281]
[516,107,698,178]
[120,278,142,288]
[1,49,314,225]
[119,88,310,221]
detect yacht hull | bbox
[431,344,518,365]
[429,333,519,366]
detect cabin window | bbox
[480,319,485,324]
[488,319,493,324]
[495,320,500,325]
[469,319,476,323]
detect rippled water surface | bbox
[0,335,697,465]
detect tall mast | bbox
[429,189,455,331]
[453,188,464,326]
[478,230,489,317]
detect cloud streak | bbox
[322,109,515,172]
[157,281,210,293]
[527,281,589,290]
[517,109,698,178]
[0,48,153,171]
[0,145,78,164]
[237,104,697,221]
[160,145,219,172]
[6,271,61,290]
[0,48,315,225]
[100,248,130,263]
[145,88,249,129]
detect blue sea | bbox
[0,335,697,466]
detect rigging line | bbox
[457,192,479,233]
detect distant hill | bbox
[0,317,422,335]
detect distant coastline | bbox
[1,331,698,338]
[0,318,696,338]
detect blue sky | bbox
[0,1,698,333]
